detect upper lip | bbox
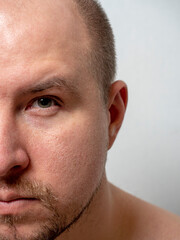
[0,192,36,202]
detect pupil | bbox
[38,98,51,107]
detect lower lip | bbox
[0,199,38,215]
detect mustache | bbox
[0,178,62,232]
[0,177,58,211]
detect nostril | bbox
[1,165,24,183]
[9,165,23,179]
[0,149,29,178]
[12,165,21,170]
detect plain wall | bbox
[100,0,180,215]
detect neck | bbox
[59,174,117,240]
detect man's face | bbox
[0,0,109,239]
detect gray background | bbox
[100,0,180,215]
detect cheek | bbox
[23,115,108,202]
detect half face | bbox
[0,0,109,239]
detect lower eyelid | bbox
[24,105,60,117]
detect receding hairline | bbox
[69,0,116,104]
[1,0,116,104]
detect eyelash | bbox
[25,95,62,110]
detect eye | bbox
[35,97,56,108]
[26,96,61,110]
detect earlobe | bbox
[108,80,128,149]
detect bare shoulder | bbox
[110,183,180,240]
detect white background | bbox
[100,0,180,215]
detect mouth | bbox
[0,193,39,215]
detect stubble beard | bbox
[0,173,104,240]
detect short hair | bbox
[72,0,116,103]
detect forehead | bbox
[0,0,85,44]
[0,0,91,85]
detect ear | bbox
[108,80,128,149]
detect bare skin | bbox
[0,0,179,239]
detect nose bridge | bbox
[0,109,29,177]
[0,110,17,152]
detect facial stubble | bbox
[0,172,104,240]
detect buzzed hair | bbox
[72,0,116,103]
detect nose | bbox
[0,116,29,178]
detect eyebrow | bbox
[21,76,79,96]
